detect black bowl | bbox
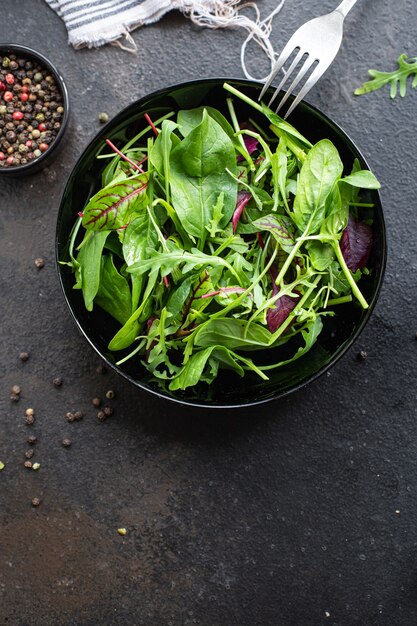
[56,78,386,408]
[0,43,69,176]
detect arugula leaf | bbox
[355,54,417,98]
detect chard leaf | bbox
[293,140,343,234]
[252,214,295,253]
[77,230,110,311]
[82,175,148,231]
[169,110,238,240]
[95,254,132,325]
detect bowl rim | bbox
[55,76,387,409]
[0,43,69,174]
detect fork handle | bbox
[335,0,359,18]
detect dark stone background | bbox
[1,1,416,624]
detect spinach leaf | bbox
[95,254,132,325]
[76,230,110,311]
[169,110,238,240]
[194,317,272,350]
[293,140,343,234]
[169,345,244,391]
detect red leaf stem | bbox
[144,113,159,136]
[105,138,146,173]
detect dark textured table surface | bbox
[1,1,416,624]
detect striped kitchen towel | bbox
[46,0,286,80]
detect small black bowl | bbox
[0,43,69,176]
[56,78,386,408]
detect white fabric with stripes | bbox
[45,0,286,81]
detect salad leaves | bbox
[64,84,380,391]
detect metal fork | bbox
[259,0,359,118]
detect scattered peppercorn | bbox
[11,384,21,395]
[62,438,71,448]
[31,497,40,507]
[10,393,20,402]
[0,461,5,471]
[24,460,32,469]
[74,411,83,421]
[117,528,127,536]
[25,407,34,417]
[91,397,101,407]
[32,462,41,471]
[24,449,34,459]
[65,412,75,423]
[357,350,367,361]
[34,257,45,269]
[27,435,37,445]
[19,351,29,361]
[52,377,63,388]
[105,390,115,400]
[103,405,113,417]
[25,414,35,425]
[97,410,106,422]
[99,111,109,124]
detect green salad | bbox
[64,83,380,391]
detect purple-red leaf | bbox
[340,216,373,271]
[82,175,147,231]
[237,135,259,162]
[266,291,299,333]
[232,190,251,232]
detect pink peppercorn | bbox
[6,156,14,165]
[26,140,32,148]
[0,81,5,92]
[0,152,4,160]
[5,73,14,86]
[38,123,46,132]
[12,111,24,121]
[20,92,29,102]
[39,143,48,152]
[3,91,13,102]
